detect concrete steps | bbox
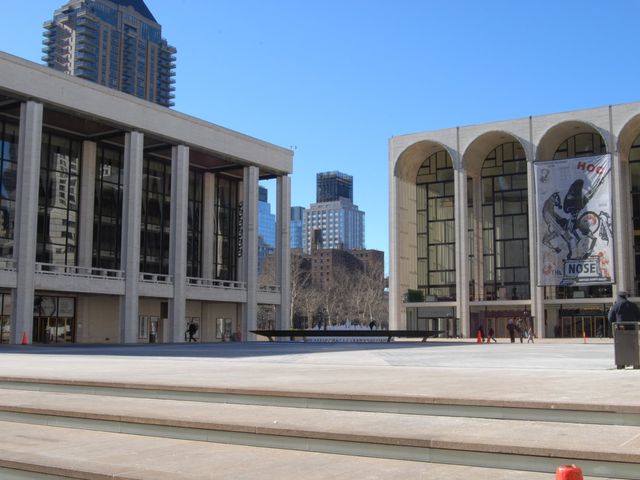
[0,378,637,479]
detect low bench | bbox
[251,329,444,343]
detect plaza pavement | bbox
[0,338,636,479]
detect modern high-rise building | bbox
[303,200,364,253]
[316,171,353,202]
[290,206,305,250]
[258,186,276,274]
[43,0,176,107]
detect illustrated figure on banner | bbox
[541,172,612,261]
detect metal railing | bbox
[187,277,246,290]
[35,263,124,280]
[138,272,173,284]
[259,284,281,293]
[0,258,16,271]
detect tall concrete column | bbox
[527,156,545,337]
[276,175,291,330]
[388,169,401,330]
[241,166,259,341]
[119,131,144,343]
[612,149,630,295]
[472,176,483,301]
[201,172,216,280]
[169,145,189,342]
[78,141,97,268]
[454,167,470,338]
[11,101,43,344]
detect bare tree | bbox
[289,252,311,328]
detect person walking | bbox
[187,322,199,343]
[487,327,497,343]
[507,319,516,343]
[608,291,640,333]
[526,325,534,343]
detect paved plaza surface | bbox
[0,339,637,479]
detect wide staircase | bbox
[0,375,637,479]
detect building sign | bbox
[534,154,614,286]
[237,201,244,257]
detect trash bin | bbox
[613,322,640,369]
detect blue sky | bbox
[2,1,640,273]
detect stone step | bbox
[0,421,619,480]
[0,389,638,478]
[2,376,639,427]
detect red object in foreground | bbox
[556,464,583,480]
[21,331,27,345]
[476,330,482,343]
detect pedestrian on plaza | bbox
[477,325,485,343]
[608,291,640,333]
[527,325,534,343]
[187,322,198,343]
[516,319,525,343]
[507,318,516,343]
[487,327,497,343]
[369,320,377,331]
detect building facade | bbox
[316,171,353,202]
[303,171,364,254]
[0,51,292,345]
[303,199,365,253]
[390,102,640,339]
[290,206,305,250]
[257,186,276,274]
[43,0,176,107]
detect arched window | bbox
[416,150,455,300]
[481,142,530,300]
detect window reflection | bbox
[0,121,18,258]
[37,133,80,265]
[93,145,123,269]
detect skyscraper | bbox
[290,206,305,250]
[303,172,364,254]
[43,0,176,107]
[258,186,276,275]
[316,171,353,202]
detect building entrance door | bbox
[33,317,75,343]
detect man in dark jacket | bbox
[608,291,640,334]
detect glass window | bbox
[93,145,123,269]
[37,132,81,265]
[0,121,19,258]
[415,150,456,300]
[213,176,239,280]
[482,142,530,300]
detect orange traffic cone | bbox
[21,331,28,345]
[556,464,583,480]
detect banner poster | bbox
[534,154,614,286]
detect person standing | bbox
[527,325,534,343]
[608,291,640,333]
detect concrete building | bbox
[390,101,640,339]
[43,0,176,107]
[0,51,292,345]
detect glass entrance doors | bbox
[557,315,606,338]
[33,317,75,343]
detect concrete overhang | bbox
[0,51,293,176]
